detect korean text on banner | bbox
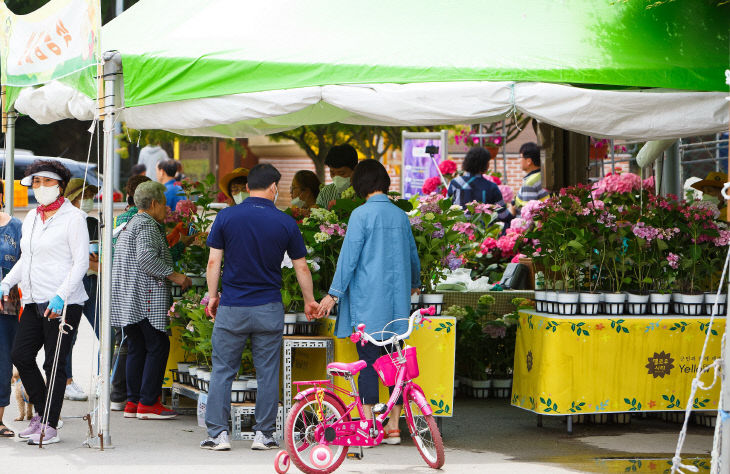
[402,138,444,199]
[0,0,100,88]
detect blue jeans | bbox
[206,302,283,438]
[64,274,98,379]
[0,313,18,407]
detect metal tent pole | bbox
[4,109,15,215]
[99,50,121,448]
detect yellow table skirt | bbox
[291,316,456,417]
[511,311,723,415]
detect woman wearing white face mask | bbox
[290,170,320,210]
[2,160,89,445]
[61,178,100,402]
[219,167,250,206]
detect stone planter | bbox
[421,293,444,315]
[626,293,649,315]
[579,292,601,315]
[649,293,671,315]
[555,292,579,315]
[603,293,626,315]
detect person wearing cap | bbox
[2,159,89,445]
[315,144,359,209]
[691,171,728,220]
[219,167,249,206]
[0,180,22,439]
[61,178,100,402]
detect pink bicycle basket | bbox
[372,346,419,386]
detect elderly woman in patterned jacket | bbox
[111,181,191,420]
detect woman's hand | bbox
[179,232,201,247]
[317,294,337,318]
[89,253,99,273]
[168,273,192,291]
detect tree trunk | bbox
[313,153,327,182]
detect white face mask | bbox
[35,184,60,206]
[290,197,305,208]
[80,198,94,213]
[233,192,249,205]
[332,175,350,191]
[273,185,279,204]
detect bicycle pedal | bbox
[372,403,388,415]
[347,446,364,459]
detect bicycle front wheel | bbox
[404,389,445,469]
[284,391,349,474]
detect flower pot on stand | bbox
[681,294,705,316]
[177,361,193,385]
[470,379,491,399]
[626,293,649,315]
[556,292,579,315]
[411,293,422,313]
[196,368,210,392]
[231,378,248,403]
[579,292,601,315]
[672,293,683,314]
[603,293,626,315]
[188,366,200,388]
[649,293,672,316]
[421,294,444,315]
[490,378,512,399]
[545,291,558,314]
[705,293,727,316]
[534,290,546,312]
[284,313,297,335]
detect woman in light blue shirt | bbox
[317,159,420,445]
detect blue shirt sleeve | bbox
[286,219,307,260]
[328,210,366,298]
[206,211,225,249]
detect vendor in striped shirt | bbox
[315,144,359,209]
[509,142,549,216]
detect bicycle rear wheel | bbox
[404,389,445,469]
[284,392,349,474]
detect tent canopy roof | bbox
[106,0,729,109]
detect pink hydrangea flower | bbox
[176,199,196,218]
[422,176,443,195]
[484,174,502,185]
[520,199,545,223]
[480,237,498,253]
[498,185,515,204]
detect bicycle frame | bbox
[292,346,433,448]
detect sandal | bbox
[383,428,401,445]
[0,424,15,438]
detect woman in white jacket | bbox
[1,160,89,445]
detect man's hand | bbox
[45,295,65,319]
[207,293,220,320]
[304,300,320,321]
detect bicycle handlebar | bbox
[351,306,436,347]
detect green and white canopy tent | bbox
[3,0,730,451]
[13,0,730,140]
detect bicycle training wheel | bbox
[285,391,349,474]
[404,390,445,469]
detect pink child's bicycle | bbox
[274,306,445,474]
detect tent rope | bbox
[671,242,730,474]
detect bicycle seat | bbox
[327,360,367,375]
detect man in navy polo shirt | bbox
[201,164,318,452]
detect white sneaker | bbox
[64,382,88,401]
[110,401,126,411]
[200,431,231,451]
[251,431,279,450]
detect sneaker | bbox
[200,431,231,451]
[64,382,88,401]
[27,425,60,445]
[251,431,279,450]
[56,418,64,429]
[18,415,41,439]
[136,401,177,420]
[123,401,138,418]
[382,429,401,445]
[110,401,126,411]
